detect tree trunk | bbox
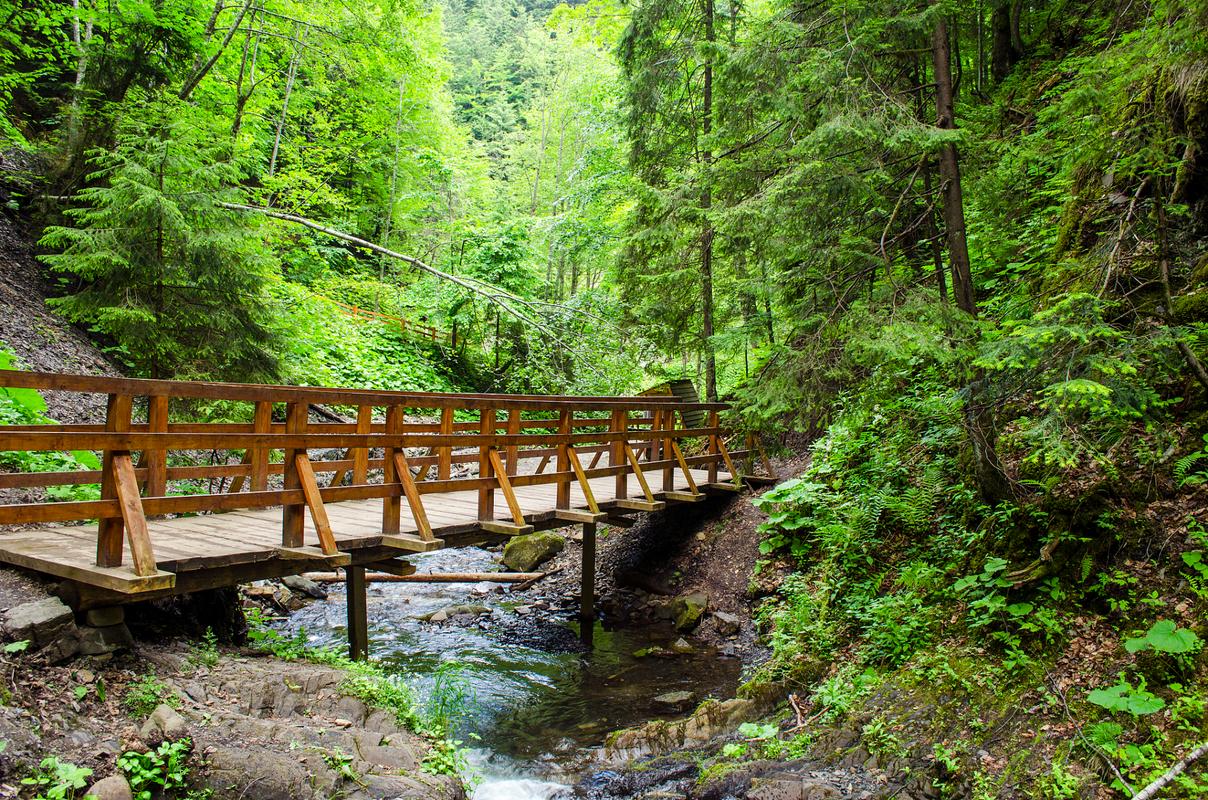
[700,0,717,402]
[933,15,976,317]
[922,161,948,303]
[990,0,1020,81]
[181,0,255,101]
[268,25,304,177]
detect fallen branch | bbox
[1132,742,1208,800]
[304,571,544,583]
[218,202,591,351]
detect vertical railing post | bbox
[144,395,168,497]
[707,410,720,484]
[478,408,496,520]
[556,408,572,509]
[382,404,404,534]
[250,400,272,492]
[353,404,372,485]
[662,409,675,492]
[438,407,453,480]
[611,409,627,500]
[97,393,132,567]
[505,408,520,477]
[281,401,306,548]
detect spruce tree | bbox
[40,96,279,381]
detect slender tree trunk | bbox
[268,24,304,177]
[700,0,717,402]
[922,161,948,303]
[181,0,255,101]
[933,15,976,317]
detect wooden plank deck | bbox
[0,467,728,600]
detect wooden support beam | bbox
[717,433,740,486]
[144,395,168,498]
[580,522,596,623]
[368,559,416,577]
[281,402,307,549]
[276,546,350,565]
[661,409,675,492]
[392,451,435,541]
[669,438,700,495]
[554,509,609,524]
[479,520,534,536]
[111,453,158,576]
[250,400,272,492]
[382,405,404,535]
[487,448,526,526]
[664,491,706,503]
[478,409,496,520]
[296,453,338,555]
[565,445,600,514]
[97,393,132,568]
[614,498,665,512]
[227,450,253,494]
[381,535,444,553]
[622,442,657,503]
[346,565,368,661]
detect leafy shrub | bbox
[118,738,198,800]
[122,673,180,719]
[20,757,92,800]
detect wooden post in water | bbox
[347,565,368,661]
[580,521,596,624]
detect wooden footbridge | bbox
[0,371,770,657]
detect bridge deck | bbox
[0,467,725,604]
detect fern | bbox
[1174,435,1208,487]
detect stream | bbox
[277,547,743,799]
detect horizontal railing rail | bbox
[0,370,756,585]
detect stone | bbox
[747,777,842,800]
[85,606,125,627]
[86,775,133,800]
[712,611,742,636]
[669,638,695,654]
[668,592,708,632]
[282,575,328,600]
[420,604,489,623]
[140,703,187,741]
[501,532,565,572]
[1,597,76,648]
[633,646,673,659]
[77,623,134,655]
[652,691,695,712]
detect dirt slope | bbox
[0,207,119,425]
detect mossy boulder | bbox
[668,591,708,631]
[502,532,565,572]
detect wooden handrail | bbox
[0,370,753,580]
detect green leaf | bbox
[1124,620,1202,654]
[3,640,30,654]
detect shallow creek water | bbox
[277,547,742,799]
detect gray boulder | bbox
[652,691,695,712]
[140,703,187,741]
[502,532,565,572]
[282,575,328,600]
[1,597,76,649]
[712,611,742,637]
[77,623,134,655]
[86,775,133,800]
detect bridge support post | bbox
[579,522,596,626]
[346,565,368,661]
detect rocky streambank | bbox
[0,572,463,800]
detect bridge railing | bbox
[0,371,749,581]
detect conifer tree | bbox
[40,97,279,381]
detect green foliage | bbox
[1124,620,1202,655]
[20,757,93,800]
[1175,435,1208,487]
[118,739,197,800]
[41,97,280,381]
[0,346,101,501]
[422,661,475,737]
[122,673,180,719]
[1087,676,1166,717]
[188,628,220,669]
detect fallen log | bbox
[303,571,545,584]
